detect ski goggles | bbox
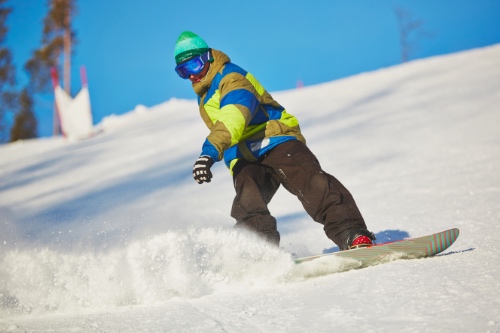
[175,50,212,79]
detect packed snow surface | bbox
[1,45,499,332]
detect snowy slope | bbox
[1,45,499,332]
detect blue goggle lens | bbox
[175,51,211,79]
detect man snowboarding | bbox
[174,31,375,250]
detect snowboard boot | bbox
[350,235,373,249]
[347,231,376,250]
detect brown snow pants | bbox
[231,140,370,250]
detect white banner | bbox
[54,85,93,140]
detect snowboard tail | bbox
[294,228,460,266]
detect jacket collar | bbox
[192,49,230,96]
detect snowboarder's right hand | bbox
[193,156,214,184]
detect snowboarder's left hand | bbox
[193,156,214,184]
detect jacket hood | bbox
[192,49,230,96]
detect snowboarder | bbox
[173,31,375,250]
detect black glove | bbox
[193,156,214,184]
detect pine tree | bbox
[24,0,77,136]
[0,0,18,143]
[25,0,77,94]
[394,7,432,63]
[10,88,37,141]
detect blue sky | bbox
[6,0,500,138]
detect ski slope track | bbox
[1,45,499,332]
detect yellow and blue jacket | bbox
[192,49,306,171]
